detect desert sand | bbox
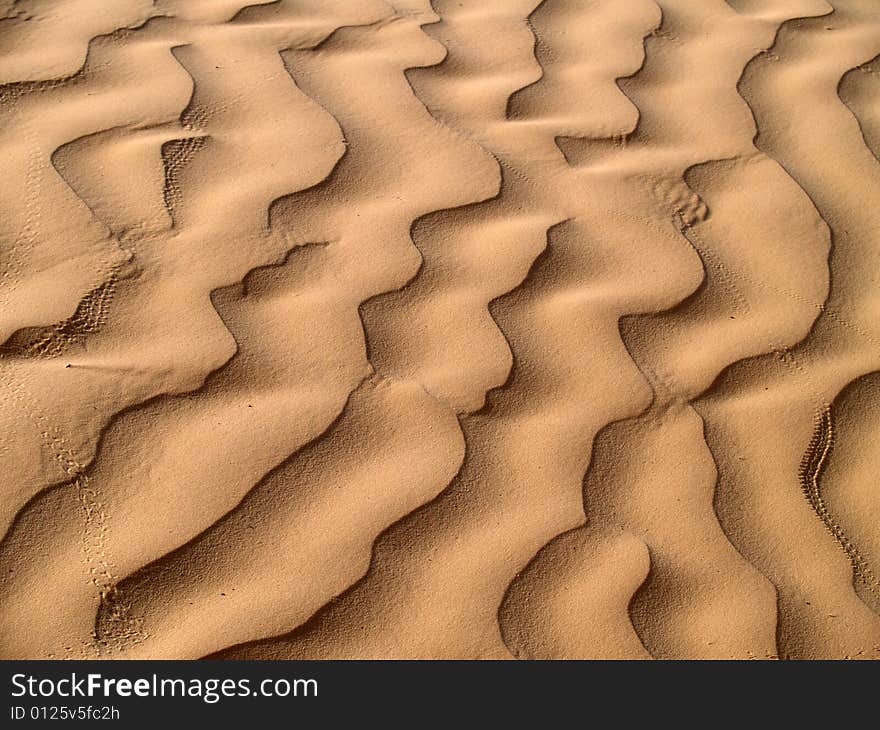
[0,0,878,661]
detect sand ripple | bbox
[0,0,878,659]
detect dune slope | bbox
[0,0,878,660]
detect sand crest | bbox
[0,0,879,660]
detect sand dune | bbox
[0,0,878,660]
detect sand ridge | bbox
[0,0,879,660]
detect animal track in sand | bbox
[1,0,880,660]
[799,406,880,612]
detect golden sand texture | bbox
[0,0,879,660]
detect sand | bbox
[0,0,878,661]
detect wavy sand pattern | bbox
[0,0,878,660]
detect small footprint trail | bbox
[507,0,828,660]
[801,404,880,616]
[2,0,880,661]
[0,0,393,658]
[698,0,880,659]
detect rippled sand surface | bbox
[1,0,879,660]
